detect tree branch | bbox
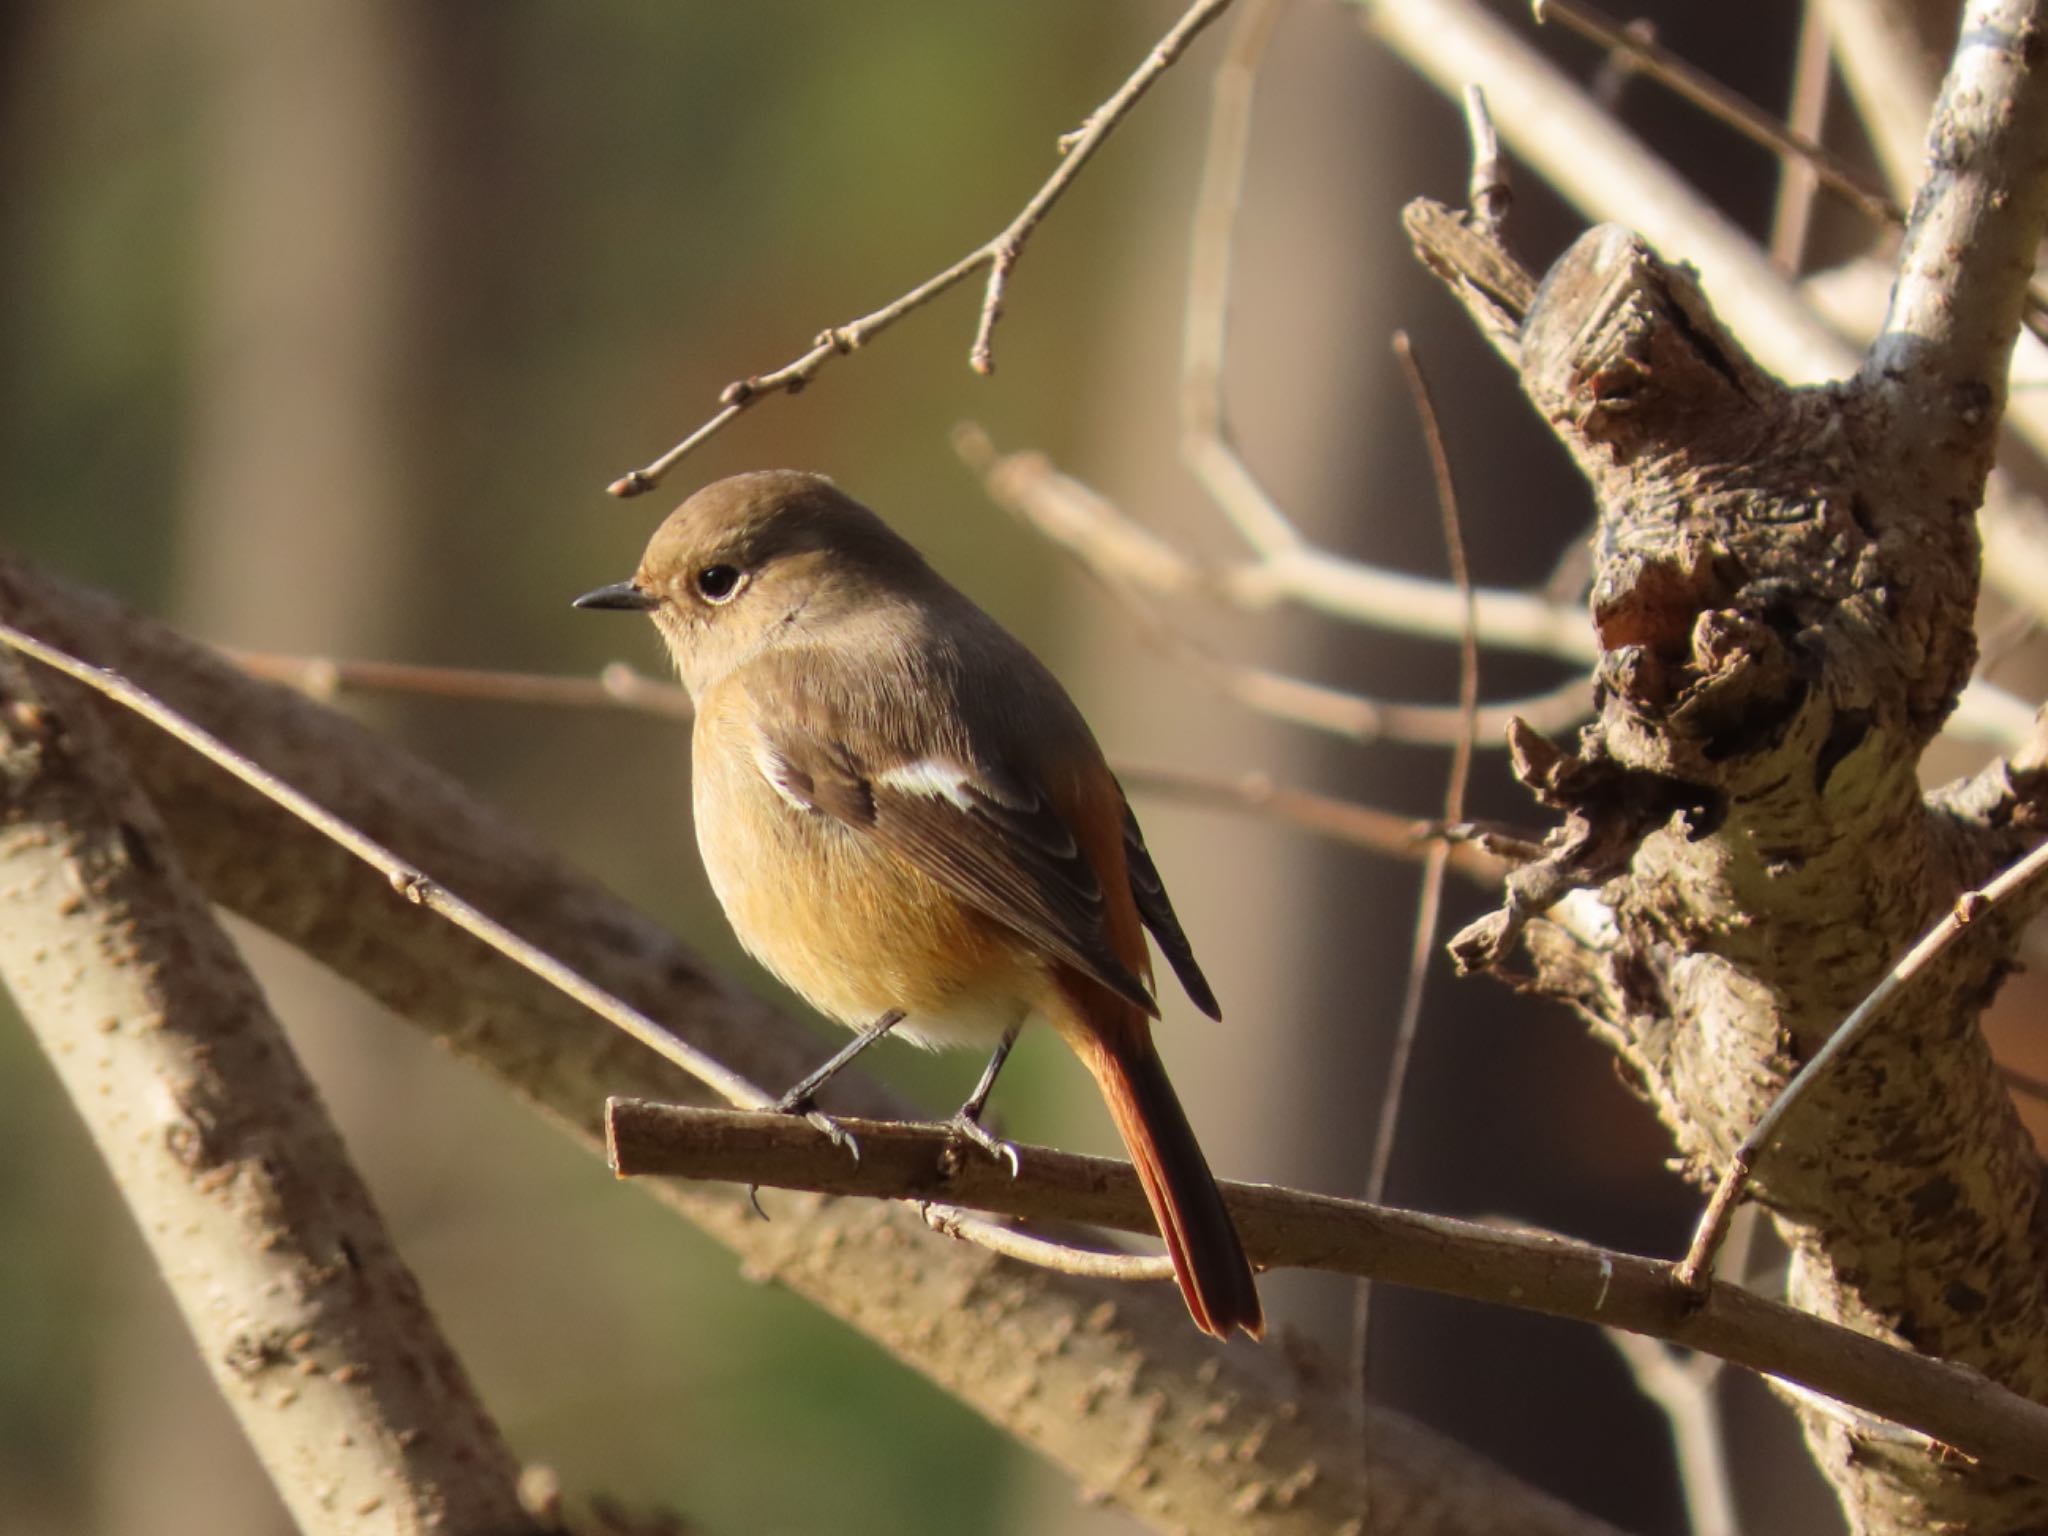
[1359,0,2048,653]
[2,553,1627,1536]
[0,581,537,1536]
[1410,48,2048,1522]
[606,1101,2048,1479]
[607,0,1240,497]
[1864,0,2048,466]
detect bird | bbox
[574,469,1262,1339]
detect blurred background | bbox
[1,1,2033,1533]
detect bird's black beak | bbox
[572,580,658,613]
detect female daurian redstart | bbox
[575,470,1262,1339]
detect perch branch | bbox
[605,1099,2048,1479]
[10,555,1624,1536]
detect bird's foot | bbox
[773,1088,861,1163]
[947,1109,1021,1178]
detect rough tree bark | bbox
[1425,2,2048,1527]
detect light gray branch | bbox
[1864,0,2048,469]
[0,580,536,1536]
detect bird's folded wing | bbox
[1118,795,1221,1021]
[753,716,1158,1016]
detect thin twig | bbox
[1770,0,1834,275]
[1180,0,1300,555]
[217,647,1517,873]
[1192,638,1579,746]
[228,637,1579,768]
[0,621,769,1114]
[1116,762,1504,878]
[959,419,1600,664]
[608,0,1240,498]
[1675,842,2048,1291]
[1603,1333,1739,1536]
[1354,333,1482,1405]
[222,649,696,719]
[922,1204,1174,1281]
[1463,85,1511,235]
[1534,0,1896,225]
[604,1099,2048,1478]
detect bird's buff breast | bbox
[690,704,1037,1049]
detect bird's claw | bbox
[948,1111,1021,1178]
[804,1108,861,1163]
[773,1090,862,1163]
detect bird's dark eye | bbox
[694,564,742,603]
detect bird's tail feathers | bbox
[1079,1032,1263,1340]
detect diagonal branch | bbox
[0,582,537,1536]
[608,0,1240,497]
[4,553,1626,1536]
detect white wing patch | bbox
[751,729,814,812]
[874,758,979,811]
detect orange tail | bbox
[1080,1034,1263,1340]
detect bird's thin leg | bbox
[772,1008,905,1160]
[948,1025,1022,1176]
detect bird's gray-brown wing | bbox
[1118,791,1220,1021]
[750,701,1159,1017]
